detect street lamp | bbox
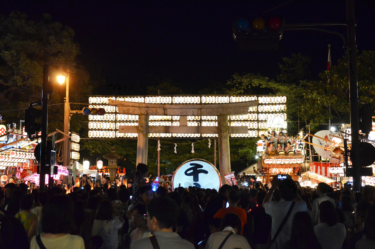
[57,71,70,167]
[57,75,66,85]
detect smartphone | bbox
[81,187,84,190]
[277,174,287,180]
[226,202,229,208]
[130,195,133,200]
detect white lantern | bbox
[83,160,90,170]
[97,160,103,169]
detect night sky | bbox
[1,0,374,95]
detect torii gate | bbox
[108,99,258,182]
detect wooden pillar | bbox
[136,114,149,166]
[218,114,231,184]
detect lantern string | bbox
[191,143,195,154]
[174,143,177,154]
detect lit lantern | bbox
[97,160,103,169]
[83,160,90,170]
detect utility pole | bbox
[40,64,49,190]
[63,71,71,167]
[346,0,361,192]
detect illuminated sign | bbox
[172,159,221,191]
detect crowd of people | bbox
[0,163,374,249]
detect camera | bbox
[277,174,287,181]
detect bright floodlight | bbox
[83,160,90,170]
[57,75,66,85]
[330,126,337,132]
[255,155,259,159]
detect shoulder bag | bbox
[36,235,47,249]
[150,235,160,249]
[91,220,109,249]
[270,201,295,246]
[218,232,233,249]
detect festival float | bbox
[257,116,305,182]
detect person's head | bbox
[105,177,110,184]
[279,179,297,201]
[317,183,330,196]
[209,218,222,234]
[228,190,240,205]
[296,134,300,138]
[362,185,375,203]
[341,195,354,212]
[19,183,28,194]
[107,188,117,201]
[131,203,147,228]
[139,185,153,204]
[220,213,242,234]
[87,196,101,211]
[135,163,148,178]
[4,183,16,198]
[146,197,178,232]
[261,134,265,139]
[319,201,338,226]
[219,185,233,200]
[269,143,274,148]
[42,195,74,234]
[19,194,34,211]
[354,201,371,227]
[277,143,282,148]
[249,189,258,201]
[119,188,130,203]
[289,212,321,248]
[287,141,291,146]
[279,132,283,136]
[95,200,113,220]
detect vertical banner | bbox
[224,172,238,186]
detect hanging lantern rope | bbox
[208,139,211,148]
[174,143,177,154]
[191,143,195,154]
[157,140,161,151]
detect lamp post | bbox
[57,71,71,167]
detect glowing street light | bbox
[97,160,103,170]
[57,75,66,85]
[330,126,337,132]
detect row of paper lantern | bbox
[230,130,258,137]
[145,97,172,104]
[231,122,258,129]
[0,162,18,166]
[1,152,35,159]
[258,96,287,104]
[89,114,116,121]
[89,96,285,105]
[258,105,286,112]
[258,113,287,121]
[149,115,180,121]
[89,105,117,113]
[230,114,258,121]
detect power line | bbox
[0,103,64,113]
[262,0,298,14]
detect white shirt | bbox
[311,194,336,226]
[355,235,375,249]
[314,222,346,249]
[92,217,124,249]
[265,200,307,249]
[205,231,251,249]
